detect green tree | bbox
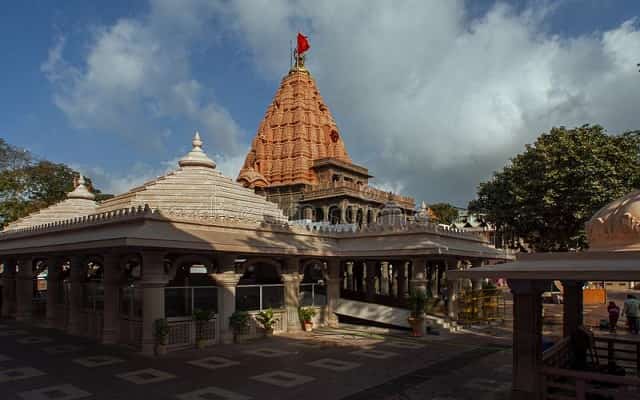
[469,125,640,251]
[429,203,459,225]
[0,138,109,226]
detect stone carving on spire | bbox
[68,175,96,200]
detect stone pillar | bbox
[282,258,302,332]
[363,206,370,226]
[326,259,341,328]
[428,262,439,297]
[212,255,242,344]
[102,253,121,344]
[410,258,427,296]
[339,201,347,224]
[447,259,462,320]
[140,251,168,355]
[15,256,33,321]
[46,257,63,328]
[562,280,584,338]
[508,279,548,400]
[397,261,408,299]
[471,259,484,291]
[346,263,354,291]
[67,255,85,335]
[322,206,329,223]
[2,258,17,318]
[380,262,390,296]
[365,261,376,301]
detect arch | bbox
[345,206,354,224]
[238,258,283,285]
[367,209,374,225]
[356,208,364,227]
[301,260,326,283]
[329,206,341,225]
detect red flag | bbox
[297,33,310,54]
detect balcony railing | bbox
[302,181,414,208]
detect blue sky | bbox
[1,0,639,206]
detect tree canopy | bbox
[0,138,108,227]
[428,203,459,225]
[468,125,640,252]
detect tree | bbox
[469,125,640,252]
[0,138,109,226]
[429,203,459,225]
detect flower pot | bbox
[408,316,425,337]
[263,327,274,337]
[303,321,313,332]
[196,338,206,349]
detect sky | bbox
[1,0,640,207]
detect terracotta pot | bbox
[408,316,425,337]
[303,321,313,332]
[264,327,274,337]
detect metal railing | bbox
[236,284,284,311]
[164,286,218,319]
[300,283,327,307]
[456,289,506,324]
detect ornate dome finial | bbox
[179,131,216,169]
[68,174,95,200]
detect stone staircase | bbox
[335,298,461,334]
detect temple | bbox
[237,53,414,224]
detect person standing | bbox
[608,301,620,333]
[622,295,640,334]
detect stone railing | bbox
[302,181,415,208]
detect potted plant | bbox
[153,318,169,356]
[407,292,426,337]
[298,307,317,332]
[193,308,213,349]
[229,310,250,344]
[255,308,279,337]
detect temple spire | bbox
[179,131,216,169]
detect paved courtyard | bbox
[0,320,512,400]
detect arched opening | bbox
[237,262,284,311]
[314,207,324,223]
[367,209,374,225]
[332,174,340,185]
[300,261,327,307]
[329,206,341,225]
[356,208,364,227]
[345,206,354,224]
[165,261,217,320]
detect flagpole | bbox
[290,39,293,70]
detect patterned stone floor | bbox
[0,320,512,400]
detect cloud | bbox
[45,0,640,207]
[216,1,640,206]
[42,0,243,155]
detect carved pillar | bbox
[410,258,427,296]
[380,262,390,296]
[562,280,584,338]
[15,256,34,321]
[140,251,168,355]
[212,255,242,344]
[397,261,408,299]
[282,258,302,332]
[322,206,329,223]
[447,259,462,320]
[428,261,439,297]
[2,258,17,318]
[46,256,63,328]
[471,259,484,291]
[326,259,341,328]
[102,253,121,344]
[346,262,354,291]
[508,279,548,400]
[67,255,85,335]
[363,206,370,227]
[339,201,347,224]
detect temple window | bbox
[236,263,284,311]
[165,263,218,319]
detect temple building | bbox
[237,54,414,225]
[0,132,511,354]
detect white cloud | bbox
[42,0,243,155]
[217,1,640,205]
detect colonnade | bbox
[0,250,344,354]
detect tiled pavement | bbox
[0,320,512,400]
